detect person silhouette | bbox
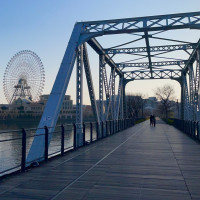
[150,115,153,126]
[152,115,156,127]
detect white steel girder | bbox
[196,49,200,121]
[111,68,116,120]
[183,75,190,120]
[76,45,84,147]
[114,78,123,120]
[104,70,113,121]
[26,24,84,164]
[189,65,195,120]
[104,43,197,54]
[81,12,200,35]
[82,43,100,124]
[99,55,104,123]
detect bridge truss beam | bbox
[124,69,182,80]
[117,60,187,69]
[104,43,197,54]
[76,45,84,147]
[82,43,100,124]
[81,12,200,35]
[181,73,190,120]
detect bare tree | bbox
[126,93,146,118]
[154,84,175,118]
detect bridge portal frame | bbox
[27,11,200,164]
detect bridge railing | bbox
[170,118,200,140]
[0,118,142,177]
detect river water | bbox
[0,120,97,175]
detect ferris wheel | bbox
[3,50,45,103]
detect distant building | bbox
[0,95,75,120]
[144,97,159,115]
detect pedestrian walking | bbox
[150,115,153,126]
[152,115,156,127]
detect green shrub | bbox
[135,118,146,124]
[167,118,174,125]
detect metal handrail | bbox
[0,118,137,177]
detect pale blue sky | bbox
[0,0,200,104]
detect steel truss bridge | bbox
[27,11,200,163]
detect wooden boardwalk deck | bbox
[1,119,200,200]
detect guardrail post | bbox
[21,128,26,172]
[90,123,93,143]
[101,121,104,138]
[106,121,108,136]
[197,121,200,140]
[96,122,99,140]
[194,121,196,139]
[44,126,48,162]
[113,120,115,134]
[83,123,85,146]
[109,121,112,135]
[61,125,64,156]
[73,123,76,150]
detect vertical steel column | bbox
[122,80,127,118]
[99,55,104,122]
[99,54,104,138]
[182,73,190,120]
[195,49,200,121]
[102,61,110,102]
[76,45,83,147]
[110,68,115,133]
[111,68,116,120]
[102,61,111,122]
[114,78,122,120]
[180,78,184,120]
[196,49,200,136]
[189,65,195,120]
[104,71,113,121]
[120,79,124,119]
[82,43,100,124]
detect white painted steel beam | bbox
[123,69,182,80]
[80,12,200,35]
[27,24,83,164]
[104,43,197,54]
[76,45,84,147]
[83,43,100,124]
[115,78,123,120]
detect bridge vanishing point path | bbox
[1,119,200,200]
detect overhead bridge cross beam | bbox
[104,43,197,54]
[81,11,200,35]
[117,60,187,68]
[124,70,182,80]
